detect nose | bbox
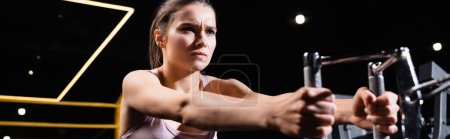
[195,33,207,48]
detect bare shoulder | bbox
[122,70,161,93]
[120,70,159,135]
[123,70,160,83]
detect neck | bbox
[158,64,202,93]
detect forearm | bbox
[334,99,353,125]
[179,91,272,131]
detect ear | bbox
[154,29,166,48]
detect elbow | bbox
[178,93,213,131]
[178,94,196,126]
[179,105,195,126]
[180,105,213,131]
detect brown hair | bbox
[148,0,213,69]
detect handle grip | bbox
[368,62,390,139]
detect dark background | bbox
[0,0,449,138]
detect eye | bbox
[206,29,216,35]
[180,27,195,32]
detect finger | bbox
[305,126,333,138]
[320,126,333,137]
[304,101,336,115]
[374,92,398,106]
[287,113,301,124]
[367,115,397,126]
[367,104,400,116]
[301,114,335,126]
[289,100,305,113]
[302,87,334,102]
[376,125,398,134]
[357,87,376,106]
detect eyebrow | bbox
[179,22,217,31]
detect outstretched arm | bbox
[122,70,335,138]
[334,87,399,134]
[123,70,267,130]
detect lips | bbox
[191,51,207,57]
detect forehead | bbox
[171,4,216,26]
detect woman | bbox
[119,0,400,138]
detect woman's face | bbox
[162,3,217,72]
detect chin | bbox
[190,61,208,71]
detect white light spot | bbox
[433,42,442,51]
[18,108,26,116]
[295,14,306,25]
[28,70,34,76]
[405,96,411,102]
[419,100,423,105]
[3,136,10,139]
